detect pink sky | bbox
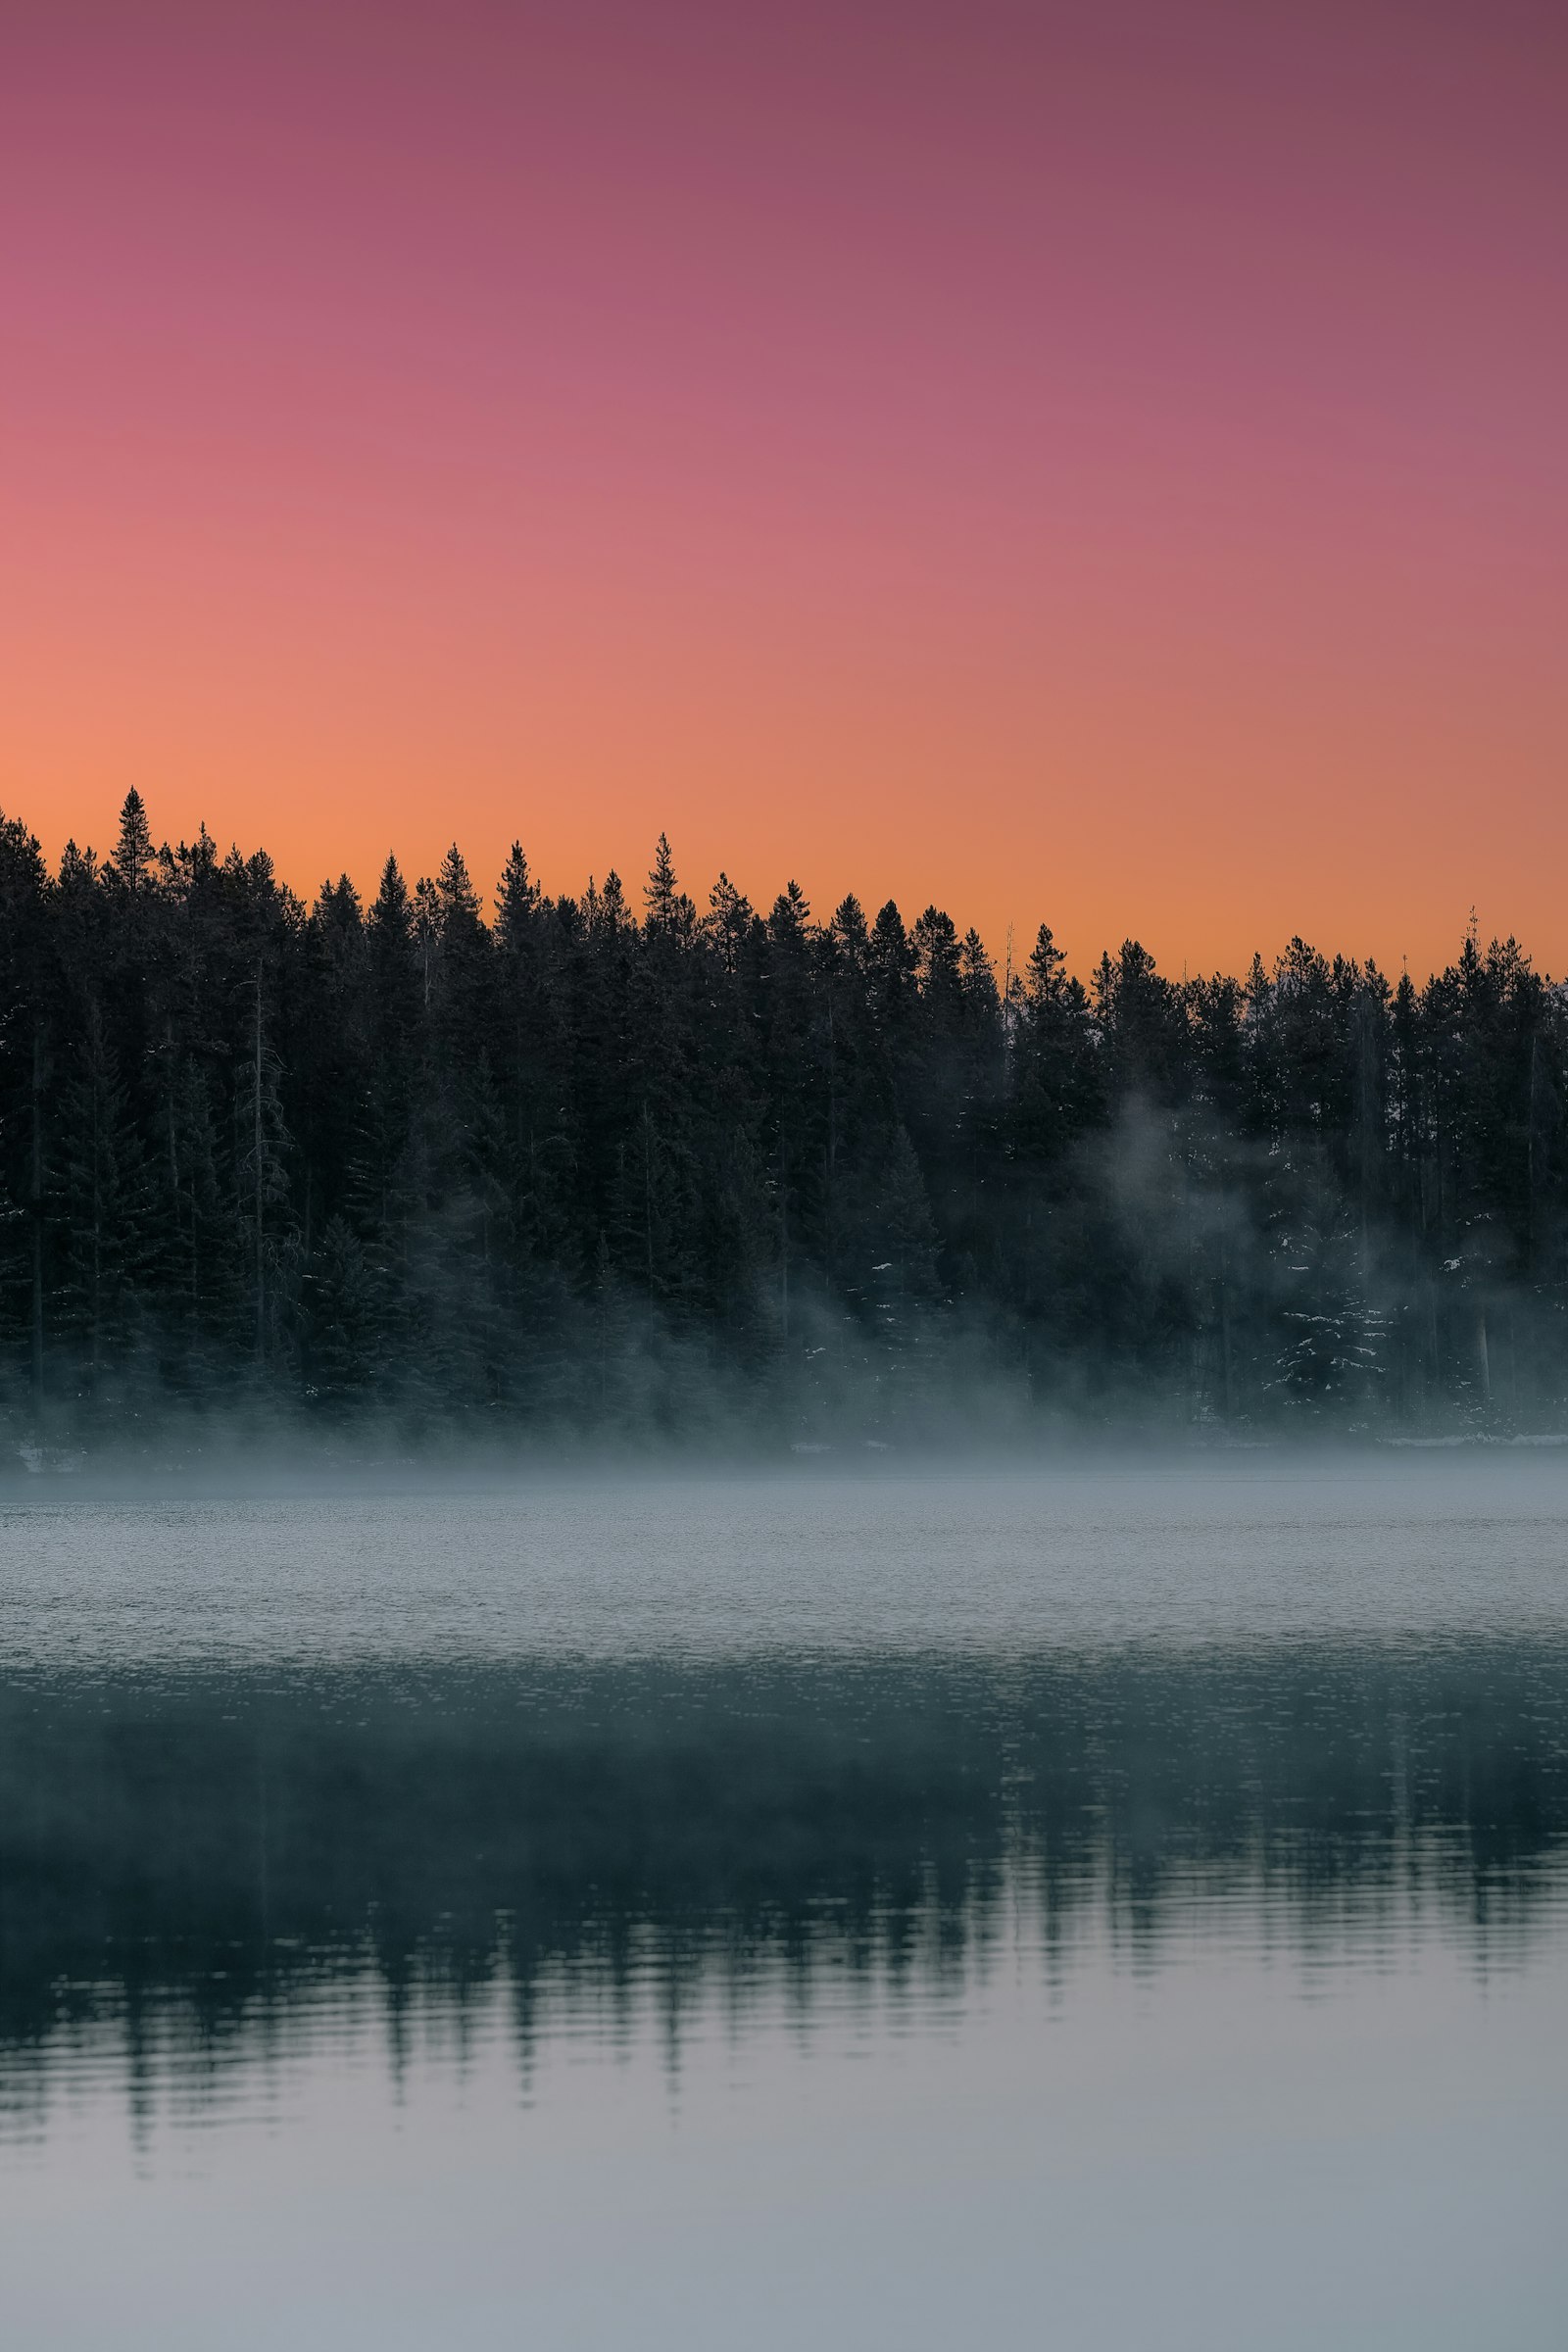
[4,0,1564,975]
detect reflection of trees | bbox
[2,1644,1566,2112]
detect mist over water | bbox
[8,1451,1568,1660]
[2,1458,1567,2346]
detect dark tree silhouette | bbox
[1,789,1565,1449]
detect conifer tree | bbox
[0,786,1565,1442]
[108,788,154,899]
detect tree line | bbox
[1,788,1564,1450]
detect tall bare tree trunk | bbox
[90,1080,103,1377]
[1476,1301,1491,1404]
[779,1136,790,1345]
[30,1024,45,1432]
[254,968,266,1366]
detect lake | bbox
[2,1455,1566,2347]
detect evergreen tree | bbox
[52,1001,157,1391]
[0,785,1564,1446]
[107,788,154,900]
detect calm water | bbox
[2,1455,1567,2347]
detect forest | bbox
[1,789,1564,1453]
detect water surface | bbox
[2,1457,1566,2347]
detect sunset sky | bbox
[4,0,1564,978]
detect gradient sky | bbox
[4,0,1564,977]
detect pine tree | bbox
[108,789,154,899]
[235,968,293,1370]
[867,1125,941,1427]
[305,1214,379,1405]
[1,785,1566,1441]
[52,1001,157,1395]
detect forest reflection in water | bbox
[4,1635,1566,2145]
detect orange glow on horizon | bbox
[4,1,1564,982]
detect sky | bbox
[3,0,1564,979]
